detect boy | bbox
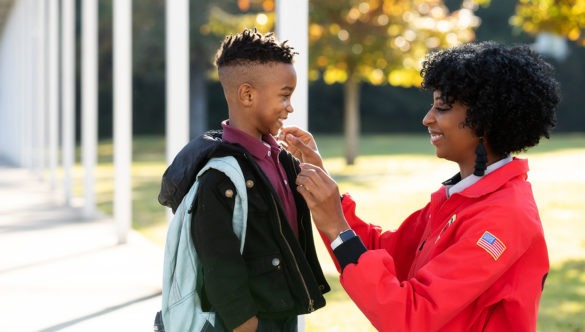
[158,28,329,332]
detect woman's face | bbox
[422,91,479,175]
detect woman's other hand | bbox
[296,163,349,240]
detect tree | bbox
[308,0,487,164]
[510,0,585,46]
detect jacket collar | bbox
[451,157,529,199]
[158,130,249,212]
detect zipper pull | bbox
[418,239,426,251]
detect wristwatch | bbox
[330,229,357,250]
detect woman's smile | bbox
[428,129,444,145]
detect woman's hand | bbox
[278,126,325,172]
[296,163,350,241]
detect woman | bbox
[280,41,560,331]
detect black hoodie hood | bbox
[158,130,244,213]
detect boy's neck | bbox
[223,119,263,141]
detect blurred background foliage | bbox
[511,0,585,46]
[84,0,584,160]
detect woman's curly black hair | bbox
[420,41,561,156]
[215,28,297,67]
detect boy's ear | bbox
[238,83,254,106]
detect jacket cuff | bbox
[218,296,257,330]
[333,236,367,272]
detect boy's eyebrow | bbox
[281,86,294,91]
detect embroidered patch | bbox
[477,231,506,261]
[448,215,456,226]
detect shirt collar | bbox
[221,120,280,160]
[445,155,513,198]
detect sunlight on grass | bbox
[73,133,584,331]
[537,260,585,331]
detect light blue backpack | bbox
[159,156,248,331]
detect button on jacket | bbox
[158,130,329,330]
[335,158,549,331]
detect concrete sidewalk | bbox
[0,163,164,331]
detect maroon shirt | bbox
[221,121,298,237]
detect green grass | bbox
[74,133,585,331]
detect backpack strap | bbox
[196,156,248,251]
[161,156,248,331]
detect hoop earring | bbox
[474,138,487,176]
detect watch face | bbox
[340,230,356,242]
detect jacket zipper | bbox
[289,157,308,251]
[270,194,315,312]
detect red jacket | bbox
[334,158,549,331]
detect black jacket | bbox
[158,130,330,330]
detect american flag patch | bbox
[477,231,506,261]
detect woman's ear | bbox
[238,83,254,106]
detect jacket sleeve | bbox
[328,194,425,280]
[337,194,540,331]
[191,169,257,330]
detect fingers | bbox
[279,127,327,172]
[295,164,346,236]
[296,180,320,210]
[285,134,310,151]
[280,125,308,138]
[296,167,317,193]
[296,164,334,197]
[280,126,316,150]
[296,163,321,187]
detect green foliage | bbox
[511,0,585,46]
[193,0,276,76]
[308,0,483,87]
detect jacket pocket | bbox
[247,189,269,216]
[246,254,295,313]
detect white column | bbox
[61,0,76,206]
[0,0,24,164]
[276,0,309,130]
[35,0,47,178]
[82,0,98,218]
[165,0,190,163]
[21,0,32,168]
[165,0,190,222]
[48,0,60,190]
[114,0,133,244]
[276,6,309,331]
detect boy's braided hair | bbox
[215,28,297,68]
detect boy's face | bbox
[248,62,296,137]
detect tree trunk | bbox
[189,61,208,139]
[343,74,360,165]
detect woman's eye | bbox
[431,104,448,112]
